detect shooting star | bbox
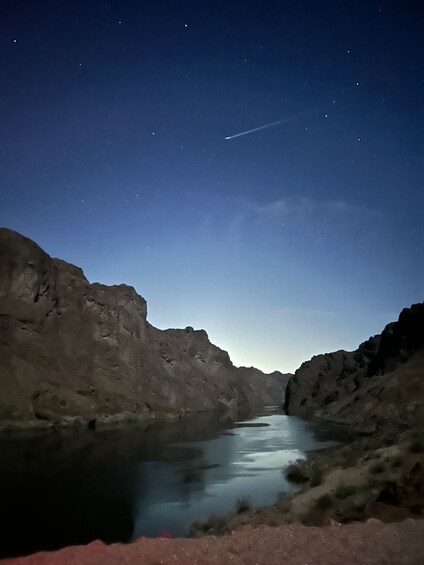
[224,108,324,140]
[225,117,292,140]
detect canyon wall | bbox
[0,228,287,429]
[284,303,424,432]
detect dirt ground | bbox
[3,519,424,565]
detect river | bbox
[0,407,350,558]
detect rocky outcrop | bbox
[284,303,424,432]
[0,228,286,429]
[235,367,291,414]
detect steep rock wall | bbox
[0,228,286,429]
[284,304,424,432]
[235,367,291,414]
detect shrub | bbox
[409,428,424,442]
[235,496,252,514]
[284,460,309,483]
[189,521,208,535]
[382,435,395,446]
[269,519,279,527]
[204,514,227,534]
[369,462,385,474]
[408,441,423,453]
[189,514,228,536]
[301,509,326,526]
[276,492,291,512]
[339,447,361,468]
[314,494,333,511]
[310,467,323,487]
[335,484,357,499]
[367,477,389,489]
[391,458,402,468]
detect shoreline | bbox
[0,404,247,434]
[1,409,422,562]
[189,424,423,536]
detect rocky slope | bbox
[284,303,424,432]
[235,367,291,414]
[0,228,287,430]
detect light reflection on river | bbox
[0,408,349,558]
[132,409,347,537]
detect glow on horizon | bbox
[0,2,420,379]
[143,301,401,375]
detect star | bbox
[356,81,360,86]
[13,39,17,43]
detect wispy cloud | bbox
[196,194,382,251]
[247,196,377,220]
[219,195,380,249]
[276,307,337,317]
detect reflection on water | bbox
[0,409,351,558]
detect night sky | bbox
[1,1,422,373]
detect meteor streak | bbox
[224,108,323,140]
[224,117,292,140]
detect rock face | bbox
[235,367,291,414]
[284,303,424,432]
[0,228,287,429]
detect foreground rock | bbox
[3,521,423,565]
[284,303,424,432]
[0,228,287,429]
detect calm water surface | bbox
[0,408,349,558]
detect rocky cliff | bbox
[235,367,291,414]
[0,228,287,430]
[284,303,424,432]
